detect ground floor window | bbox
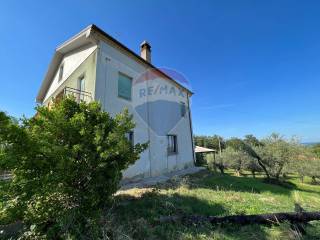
[126,131,134,147]
[167,135,177,154]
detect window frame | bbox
[125,131,134,147]
[118,72,133,101]
[58,63,64,82]
[167,135,178,155]
[78,75,85,101]
[180,101,186,117]
[78,75,85,92]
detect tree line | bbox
[194,134,320,183]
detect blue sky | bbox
[1,0,320,142]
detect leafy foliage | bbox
[288,145,320,183]
[197,133,319,183]
[311,143,320,158]
[0,98,147,238]
[243,134,264,147]
[225,137,270,178]
[208,146,261,176]
[255,134,299,179]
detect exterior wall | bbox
[43,44,97,103]
[95,41,151,179]
[95,40,194,179]
[43,49,97,106]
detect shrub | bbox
[0,98,147,238]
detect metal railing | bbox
[0,171,12,181]
[63,87,92,103]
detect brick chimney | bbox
[140,40,151,63]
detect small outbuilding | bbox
[194,146,217,166]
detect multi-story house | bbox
[36,24,194,179]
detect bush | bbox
[0,98,147,238]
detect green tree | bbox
[194,135,204,147]
[194,135,225,152]
[222,147,249,176]
[244,134,264,147]
[257,133,298,180]
[309,159,320,184]
[0,98,147,238]
[243,156,261,178]
[311,143,320,158]
[290,149,315,182]
[288,145,320,183]
[210,153,226,174]
[226,137,271,179]
[212,144,261,177]
[207,135,225,152]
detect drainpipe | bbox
[187,94,196,165]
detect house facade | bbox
[36,25,195,179]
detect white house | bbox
[36,24,195,180]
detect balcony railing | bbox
[62,87,92,103]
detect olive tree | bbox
[288,145,320,183]
[226,134,301,181]
[226,137,270,178]
[210,154,226,174]
[256,134,299,180]
[311,144,320,158]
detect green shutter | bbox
[118,73,132,100]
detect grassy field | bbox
[110,170,320,240]
[1,170,320,239]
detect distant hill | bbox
[302,142,320,147]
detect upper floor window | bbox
[167,135,178,154]
[180,102,186,117]
[58,64,64,82]
[79,76,85,92]
[118,73,132,100]
[78,76,85,101]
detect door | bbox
[150,136,168,176]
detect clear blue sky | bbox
[1,0,320,142]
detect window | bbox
[78,76,85,101]
[125,131,134,147]
[180,102,186,117]
[167,135,177,154]
[118,73,132,100]
[79,76,85,92]
[58,64,64,82]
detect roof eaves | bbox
[90,24,193,95]
[37,24,193,103]
[56,24,93,52]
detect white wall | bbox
[40,33,194,180]
[95,40,194,179]
[43,44,97,102]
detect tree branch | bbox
[159,211,320,226]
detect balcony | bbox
[55,87,92,103]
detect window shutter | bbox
[118,73,132,100]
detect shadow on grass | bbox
[159,170,320,196]
[115,190,226,219]
[111,189,270,240]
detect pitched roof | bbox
[36,24,193,103]
[195,146,217,153]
